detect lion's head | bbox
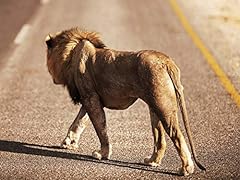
[45,27,106,85]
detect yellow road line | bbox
[168,0,240,107]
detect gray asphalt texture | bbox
[0,0,239,179]
[0,0,39,66]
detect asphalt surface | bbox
[177,0,240,92]
[0,0,39,66]
[0,0,239,179]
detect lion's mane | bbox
[48,27,106,104]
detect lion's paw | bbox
[178,165,194,176]
[144,156,160,167]
[92,145,112,160]
[92,150,111,160]
[92,150,104,160]
[61,137,79,150]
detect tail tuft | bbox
[196,160,206,171]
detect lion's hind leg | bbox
[149,101,194,175]
[143,69,194,175]
[144,107,166,167]
[160,111,194,176]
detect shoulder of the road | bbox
[168,0,240,107]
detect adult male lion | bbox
[45,27,205,176]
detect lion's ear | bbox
[45,34,54,48]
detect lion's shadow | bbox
[0,140,180,176]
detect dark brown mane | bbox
[54,27,106,104]
[47,27,106,104]
[66,81,81,105]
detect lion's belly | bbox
[101,96,137,110]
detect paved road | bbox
[0,0,39,66]
[0,0,239,179]
[178,0,240,91]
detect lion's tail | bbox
[166,60,206,171]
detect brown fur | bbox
[46,28,106,104]
[45,27,205,176]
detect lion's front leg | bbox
[83,95,112,160]
[61,107,89,150]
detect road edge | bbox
[168,0,240,107]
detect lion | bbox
[45,27,205,176]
